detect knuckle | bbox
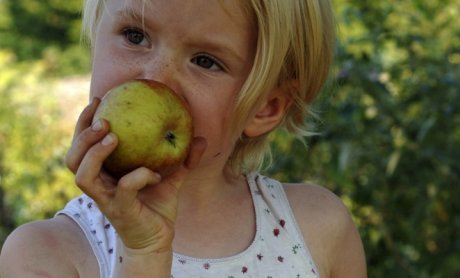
[117,176,130,189]
[77,129,98,145]
[117,173,139,191]
[74,172,87,188]
[64,153,76,173]
[73,131,110,157]
[85,146,106,165]
[71,131,90,153]
[116,168,148,190]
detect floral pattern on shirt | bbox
[57,173,319,278]
[170,173,319,277]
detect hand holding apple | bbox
[64,79,206,268]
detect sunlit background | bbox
[0,0,459,277]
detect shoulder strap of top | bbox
[55,194,115,278]
[249,172,320,276]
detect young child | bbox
[0,0,366,277]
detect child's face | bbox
[90,0,256,170]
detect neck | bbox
[173,166,256,258]
[177,165,248,210]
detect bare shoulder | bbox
[283,183,367,278]
[0,215,98,277]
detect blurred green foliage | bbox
[268,0,460,277]
[0,0,90,75]
[0,0,459,277]
[0,51,82,241]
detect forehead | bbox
[104,0,253,29]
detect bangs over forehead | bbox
[83,0,255,46]
[82,0,149,45]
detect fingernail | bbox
[101,133,115,145]
[92,120,103,131]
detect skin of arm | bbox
[0,216,97,277]
[0,215,177,277]
[284,183,367,278]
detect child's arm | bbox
[285,183,367,278]
[0,217,96,277]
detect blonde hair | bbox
[81,0,336,175]
[230,1,336,173]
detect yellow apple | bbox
[93,79,193,178]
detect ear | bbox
[243,85,293,138]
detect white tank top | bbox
[57,172,319,277]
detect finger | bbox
[72,98,101,140]
[74,133,118,204]
[65,118,110,173]
[162,137,207,191]
[114,167,162,211]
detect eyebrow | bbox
[115,6,146,24]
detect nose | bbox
[139,52,182,94]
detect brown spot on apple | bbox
[165,130,176,147]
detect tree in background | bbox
[0,0,81,59]
[0,0,459,277]
[0,51,82,241]
[0,0,90,75]
[0,0,87,241]
[267,0,460,277]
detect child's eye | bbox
[122,28,149,47]
[191,54,223,71]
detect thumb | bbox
[161,137,207,192]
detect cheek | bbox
[89,20,144,99]
[90,39,115,98]
[89,46,138,100]
[190,96,240,144]
[190,82,243,135]
[89,66,111,100]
